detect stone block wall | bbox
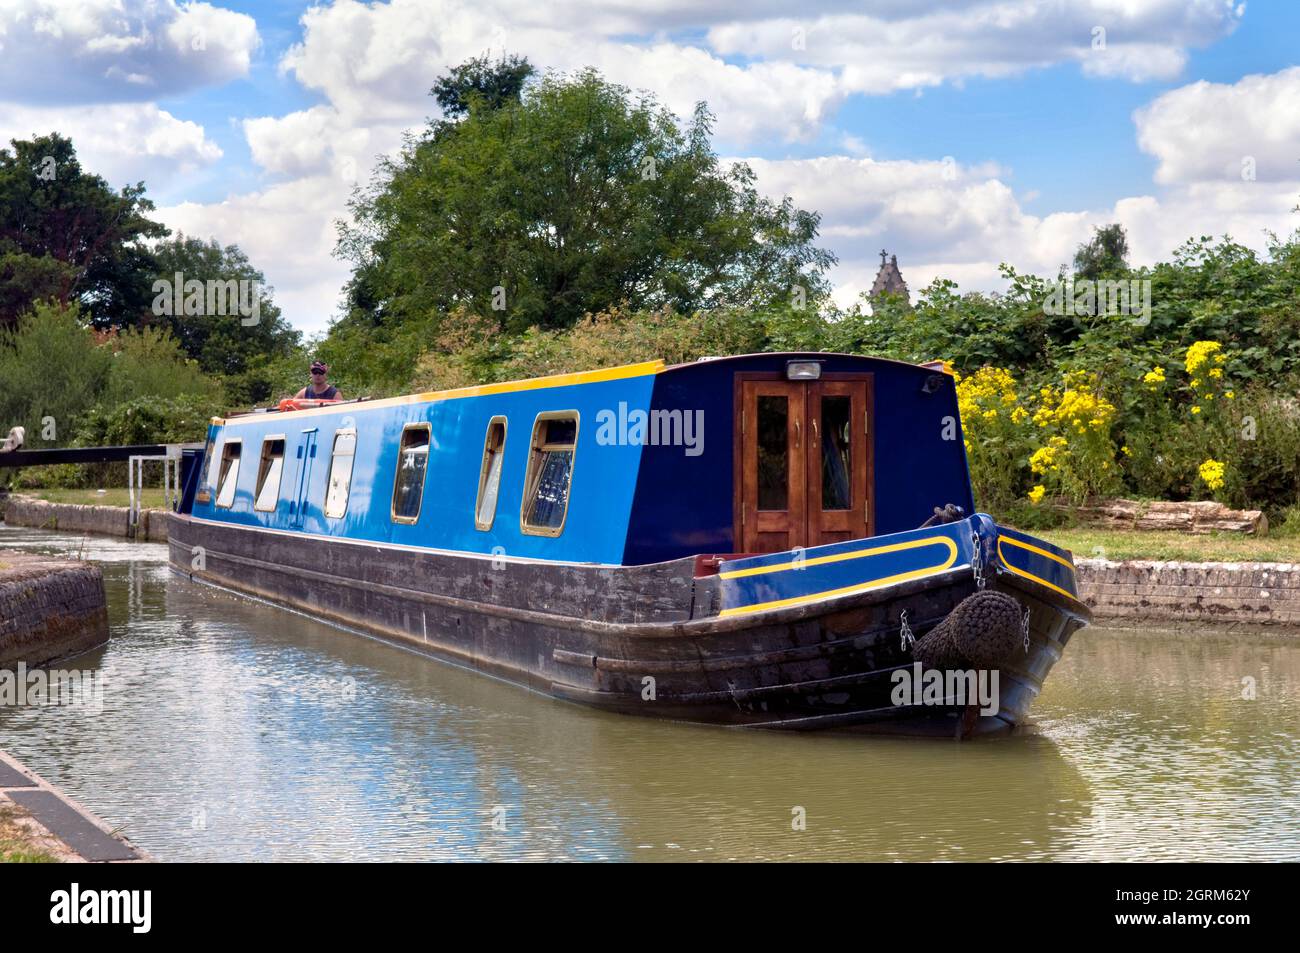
[2,495,170,541]
[0,552,109,667]
[1075,559,1300,627]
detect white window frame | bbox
[253,434,287,512]
[214,440,242,510]
[323,428,357,520]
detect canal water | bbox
[1,523,1297,862]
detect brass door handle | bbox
[794,420,800,449]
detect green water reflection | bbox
[0,524,1296,861]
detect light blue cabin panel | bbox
[191,374,657,565]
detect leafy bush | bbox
[6,463,85,490]
[75,393,219,447]
[0,300,110,445]
[1226,388,1300,514]
[102,325,221,405]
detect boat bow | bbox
[713,515,1090,626]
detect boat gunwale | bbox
[169,514,1090,638]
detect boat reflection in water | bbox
[4,525,1299,861]
[168,567,1094,862]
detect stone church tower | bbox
[869,249,909,303]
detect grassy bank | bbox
[16,487,168,509]
[0,803,59,863]
[1039,528,1300,563]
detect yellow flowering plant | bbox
[1120,341,1238,502]
[955,366,1031,509]
[1198,458,1226,492]
[1025,371,1119,505]
[1181,341,1236,501]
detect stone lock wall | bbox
[2,495,170,541]
[0,552,110,667]
[1075,559,1300,627]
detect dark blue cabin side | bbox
[621,353,974,565]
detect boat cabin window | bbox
[214,441,242,509]
[391,424,431,524]
[254,437,286,512]
[197,439,216,504]
[757,396,789,510]
[324,429,357,519]
[475,417,507,531]
[820,396,853,510]
[521,412,578,537]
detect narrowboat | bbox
[168,353,1091,736]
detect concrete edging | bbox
[0,749,146,863]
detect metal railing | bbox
[127,446,185,538]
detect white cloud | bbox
[268,0,1242,157]
[157,176,354,336]
[0,0,259,104]
[0,0,1254,162]
[277,0,845,146]
[242,106,396,180]
[1136,66,1300,185]
[740,154,1299,309]
[0,103,222,186]
[708,0,1241,91]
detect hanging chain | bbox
[971,531,986,590]
[1021,607,1031,653]
[899,609,915,652]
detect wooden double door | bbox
[737,375,872,553]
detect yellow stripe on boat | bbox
[996,536,1081,602]
[718,538,960,617]
[718,535,958,580]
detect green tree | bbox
[432,53,535,119]
[1073,223,1130,280]
[0,300,110,445]
[0,133,167,330]
[337,65,834,342]
[149,234,303,405]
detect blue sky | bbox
[2,0,1298,334]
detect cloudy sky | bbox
[1,0,1297,335]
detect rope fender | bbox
[911,590,1025,670]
